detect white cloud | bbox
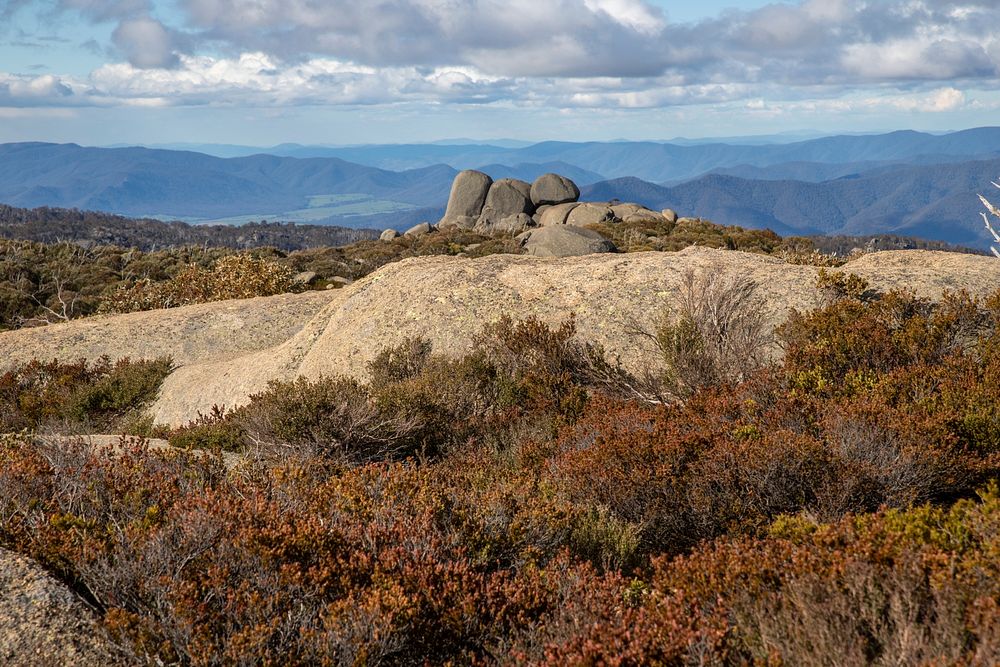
[180,0,672,77]
[581,0,665,33]
[5,0,1000,119]
[841,37,995,80]
[0,73,79,106]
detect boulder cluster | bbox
[381,170,680,257]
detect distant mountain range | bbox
[147,128,1000,183]
[0,143,457,220]
[3,128,1000,248]
[214,127,1000,183]
[583,155,1000,246]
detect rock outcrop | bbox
[538,202,580,226]
[438,170,493,230]
[415,169,680,254]
[140,248,998,426]
[0,290,338,371]
[404,222,433,237]
[0,248,987,426]
[530,173,581,207]
[475,178,534,233]
[567,203,614,226]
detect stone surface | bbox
[437,215,477,231]
[610,203,644,219]
[530,173,580,207]
[476,178,534,231]
[0,290,338,371]
[494,213,534,234]
[538,202,581,226]
[404,222,433,237]
[566,203,613,226]
[622,209,665,224]
[518,226,617,257]
[380,229,400,241]
[662,209,678,223]
[1,547,122,666]
[438,170,493,227]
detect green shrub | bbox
[168,406,246,452]
[101,254,295,313]
[780,288,993,396]
[0,356,172,433]
[235,376,428,463]
[641,269,772,401]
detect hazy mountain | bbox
[0,204,377,251]
[226,127,1000,182]
[582,157,1000,247]
[0,143,456,219]
[694,152,1000,184]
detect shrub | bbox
[780,288,992,396]
[815,268,876,302]
[101,254,295,314]
[631,268,772,401]
[0,356,172,433]
[167,405,246,453]
[236,376,427,463]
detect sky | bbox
[1,0,1000,146]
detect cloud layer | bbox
[3,0,1000,113]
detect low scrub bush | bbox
[237,375,430,463]
[781,287,992,396]
[2,431,997,665]
[172,316,607,462]
[0,356,172,434]
[654,269,771,399]
[101,254,295,314]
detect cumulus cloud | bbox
[156,0,1000,89]
[112,16,179,68]
[5,0,1000,114]
[0,72,80,106]
[179,0,672,77]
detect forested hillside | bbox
[0,205,377,251]
[583,156,1000,247]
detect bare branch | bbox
[980,184,1000,258]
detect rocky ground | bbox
[0,548,122,666]
[0,288,338,371]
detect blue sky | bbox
[2,0,1000,146]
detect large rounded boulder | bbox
[538,202,580,226]
[566,203,613,226]
[516,226,617,257]
[438,170,493,230]
[475,178,534,232]
[530,173,580,207]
